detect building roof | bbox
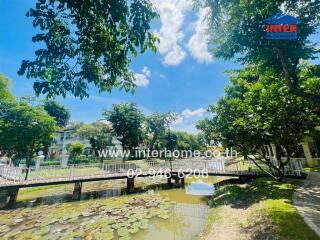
[265,12,299,24]
[57,125,75,133]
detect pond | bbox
[0,177,228,240]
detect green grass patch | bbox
[200,208,221,239]
[19,185,65,193]
[205,178,319,240]
[264,198,319,240]
[304,167,320,173]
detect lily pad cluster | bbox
[0,194,172,240]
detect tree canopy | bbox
[207,66,320,179]
[68,142,84,158]
[0,74,58,166]
[44,100,70,127]
[18,0,158,99]
[204,0,320,104]
[76,122,114,159]
[104,103,145,155]
[0,101,58,166]
[196,118,215,146]
[146,112,177,151]
[0,73,14,101]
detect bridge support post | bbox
[72,182,82,200]
[0,189,8,208]
[169,173,184,187]
[180,177,185,187]
[167,176,172,186]
[7,188,19,208]
[239,176,253,184]
[174,175,179,184]
[127,177,135,194]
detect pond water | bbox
[0,177,225,240]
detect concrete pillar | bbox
[7,188,19,208]
[35,151,45,171]
[239,176,250,184]
[174,176,179,184]
[0,189,8,208]
[271,144,277,159]
[302,142,317,167]
[180,177,185,187]
[167,176,172,186]
[126,177,135,194]
[72,182,82,200]
[61,150,69,168]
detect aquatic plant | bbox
[0,193,173,240]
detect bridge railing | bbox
[0,162,139,183]
[103,162,138,173]
[0,165,25,181]
[0,158,304,184]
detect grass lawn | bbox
[304,167,320,173]
[24,167,105,180]
[201,178,319,240]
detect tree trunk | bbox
[276,48,320,105]
[24,148,31,180]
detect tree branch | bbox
[276,48,320,105]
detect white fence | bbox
[0,158,304,185]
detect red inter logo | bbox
[265,12,299,40]
[266,24,297,33]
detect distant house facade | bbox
[49,126,91,156]
[49,121,123,158]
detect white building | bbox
[49,126,91,155]
[49,122,123,159]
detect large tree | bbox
[68,142,84,158]
[146,112,177,151]
[18,0,158,99]
[0,101,58,167]
[44,100,70,127]
[0,73,14,101]
[0,74,57,167]
[203,0,320,105]
[196,118,215,146]
[209,66,319,180]
[76,122,114,160]
[104,103,145,159]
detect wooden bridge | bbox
[0,158,305,207]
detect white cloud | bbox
[181,108,206,118]
[171,107,207,133]
[152,0,192,66]
[142,66,151,77]
[172,115,184,125]
[172,122,199,133]
[163,46,187,66]
[133,66,151,87]
[187,7,213,63]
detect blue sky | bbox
[3,1,318,133]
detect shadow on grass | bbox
[209,177,301,209]
[208,178,320,240]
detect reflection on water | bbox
[185,180,215,196]
[0,177,224,240]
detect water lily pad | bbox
[119,235,131,240]
[140,223,149,230]
[0,225,10,233]
[111,223,123,230]
[128,227,139,234]
[117,227,129,237]
[158,214,170,219]
[13,218,24,224]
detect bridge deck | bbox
[0,171,305,190]
[0,159,305,190]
